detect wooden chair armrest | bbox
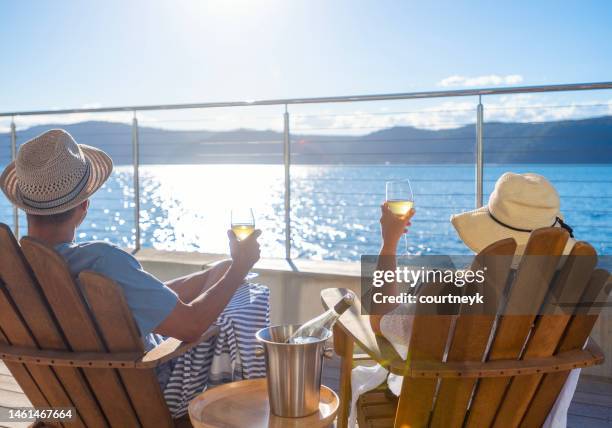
[139,325,219,367]
[0,344,141,368]
[321,288,402,368]
[0,325,219,369]
[390,340,604,378]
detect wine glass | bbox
[385,179,414,254]
[230,207,258,280]
[231,207,255,241]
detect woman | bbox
[357,172,577,428]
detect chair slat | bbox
[332,324,353,428]
[0,287,86,428]
[430,238,516,428]
[492,242,597,428]
[20,237,141,428]
[0,328,54,423]
[465,228,569,428]
[0,225,105,428]
[393,281,454,428]
[79,271,174,428]
[520,268,610,427]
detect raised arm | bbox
[370,203,414,333]
[153,230,261,342]
[164,259,233,303]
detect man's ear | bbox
[75,199,89,226]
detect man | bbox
[0,129,269,417]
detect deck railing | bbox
[1,81,612,258]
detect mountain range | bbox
[2,116,611,165]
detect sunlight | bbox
[183,0,273,21]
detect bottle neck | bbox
[333,297,352,315]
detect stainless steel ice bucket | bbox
[255,324,332,418]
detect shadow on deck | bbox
[1,358,611,427]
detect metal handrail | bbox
[3,81,612,256]
[1,81,611,117]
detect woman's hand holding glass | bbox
[379,202,415,254]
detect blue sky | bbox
[1,0,611,131]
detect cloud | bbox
[438,74,524,87]
[80,102,103,109]
[291,95,612,133]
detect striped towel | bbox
[161,283,270,417]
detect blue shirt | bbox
[55,241,179,352]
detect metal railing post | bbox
[132,112,141,251]
[283,105,291,260]
[10,119,18,237]
[476,96,484,208]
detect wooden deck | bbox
[1,359,611,427]
[0,362,30,428]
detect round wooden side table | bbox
[188,379,339,428]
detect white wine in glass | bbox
[386,179,414,254]
[232,224,255,241]
[230,207,258,280]
[231,208,255,241]
[387,199,414,217]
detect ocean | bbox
[1,164,610,260]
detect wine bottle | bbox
[287,292,355,344]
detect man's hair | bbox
[27,206,79,226]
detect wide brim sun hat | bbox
[0,129,113,215]
[451,172,576,255]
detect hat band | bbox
[487,209,533,233]
[487,208,574,238]
[18,163,91,210]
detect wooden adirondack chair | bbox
[0,223,219,428]
[322,228,610,428]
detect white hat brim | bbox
[0,145,113,215]
[451,206,576,255]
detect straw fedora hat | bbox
[451,172,575,255]
[0,129,113,215]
